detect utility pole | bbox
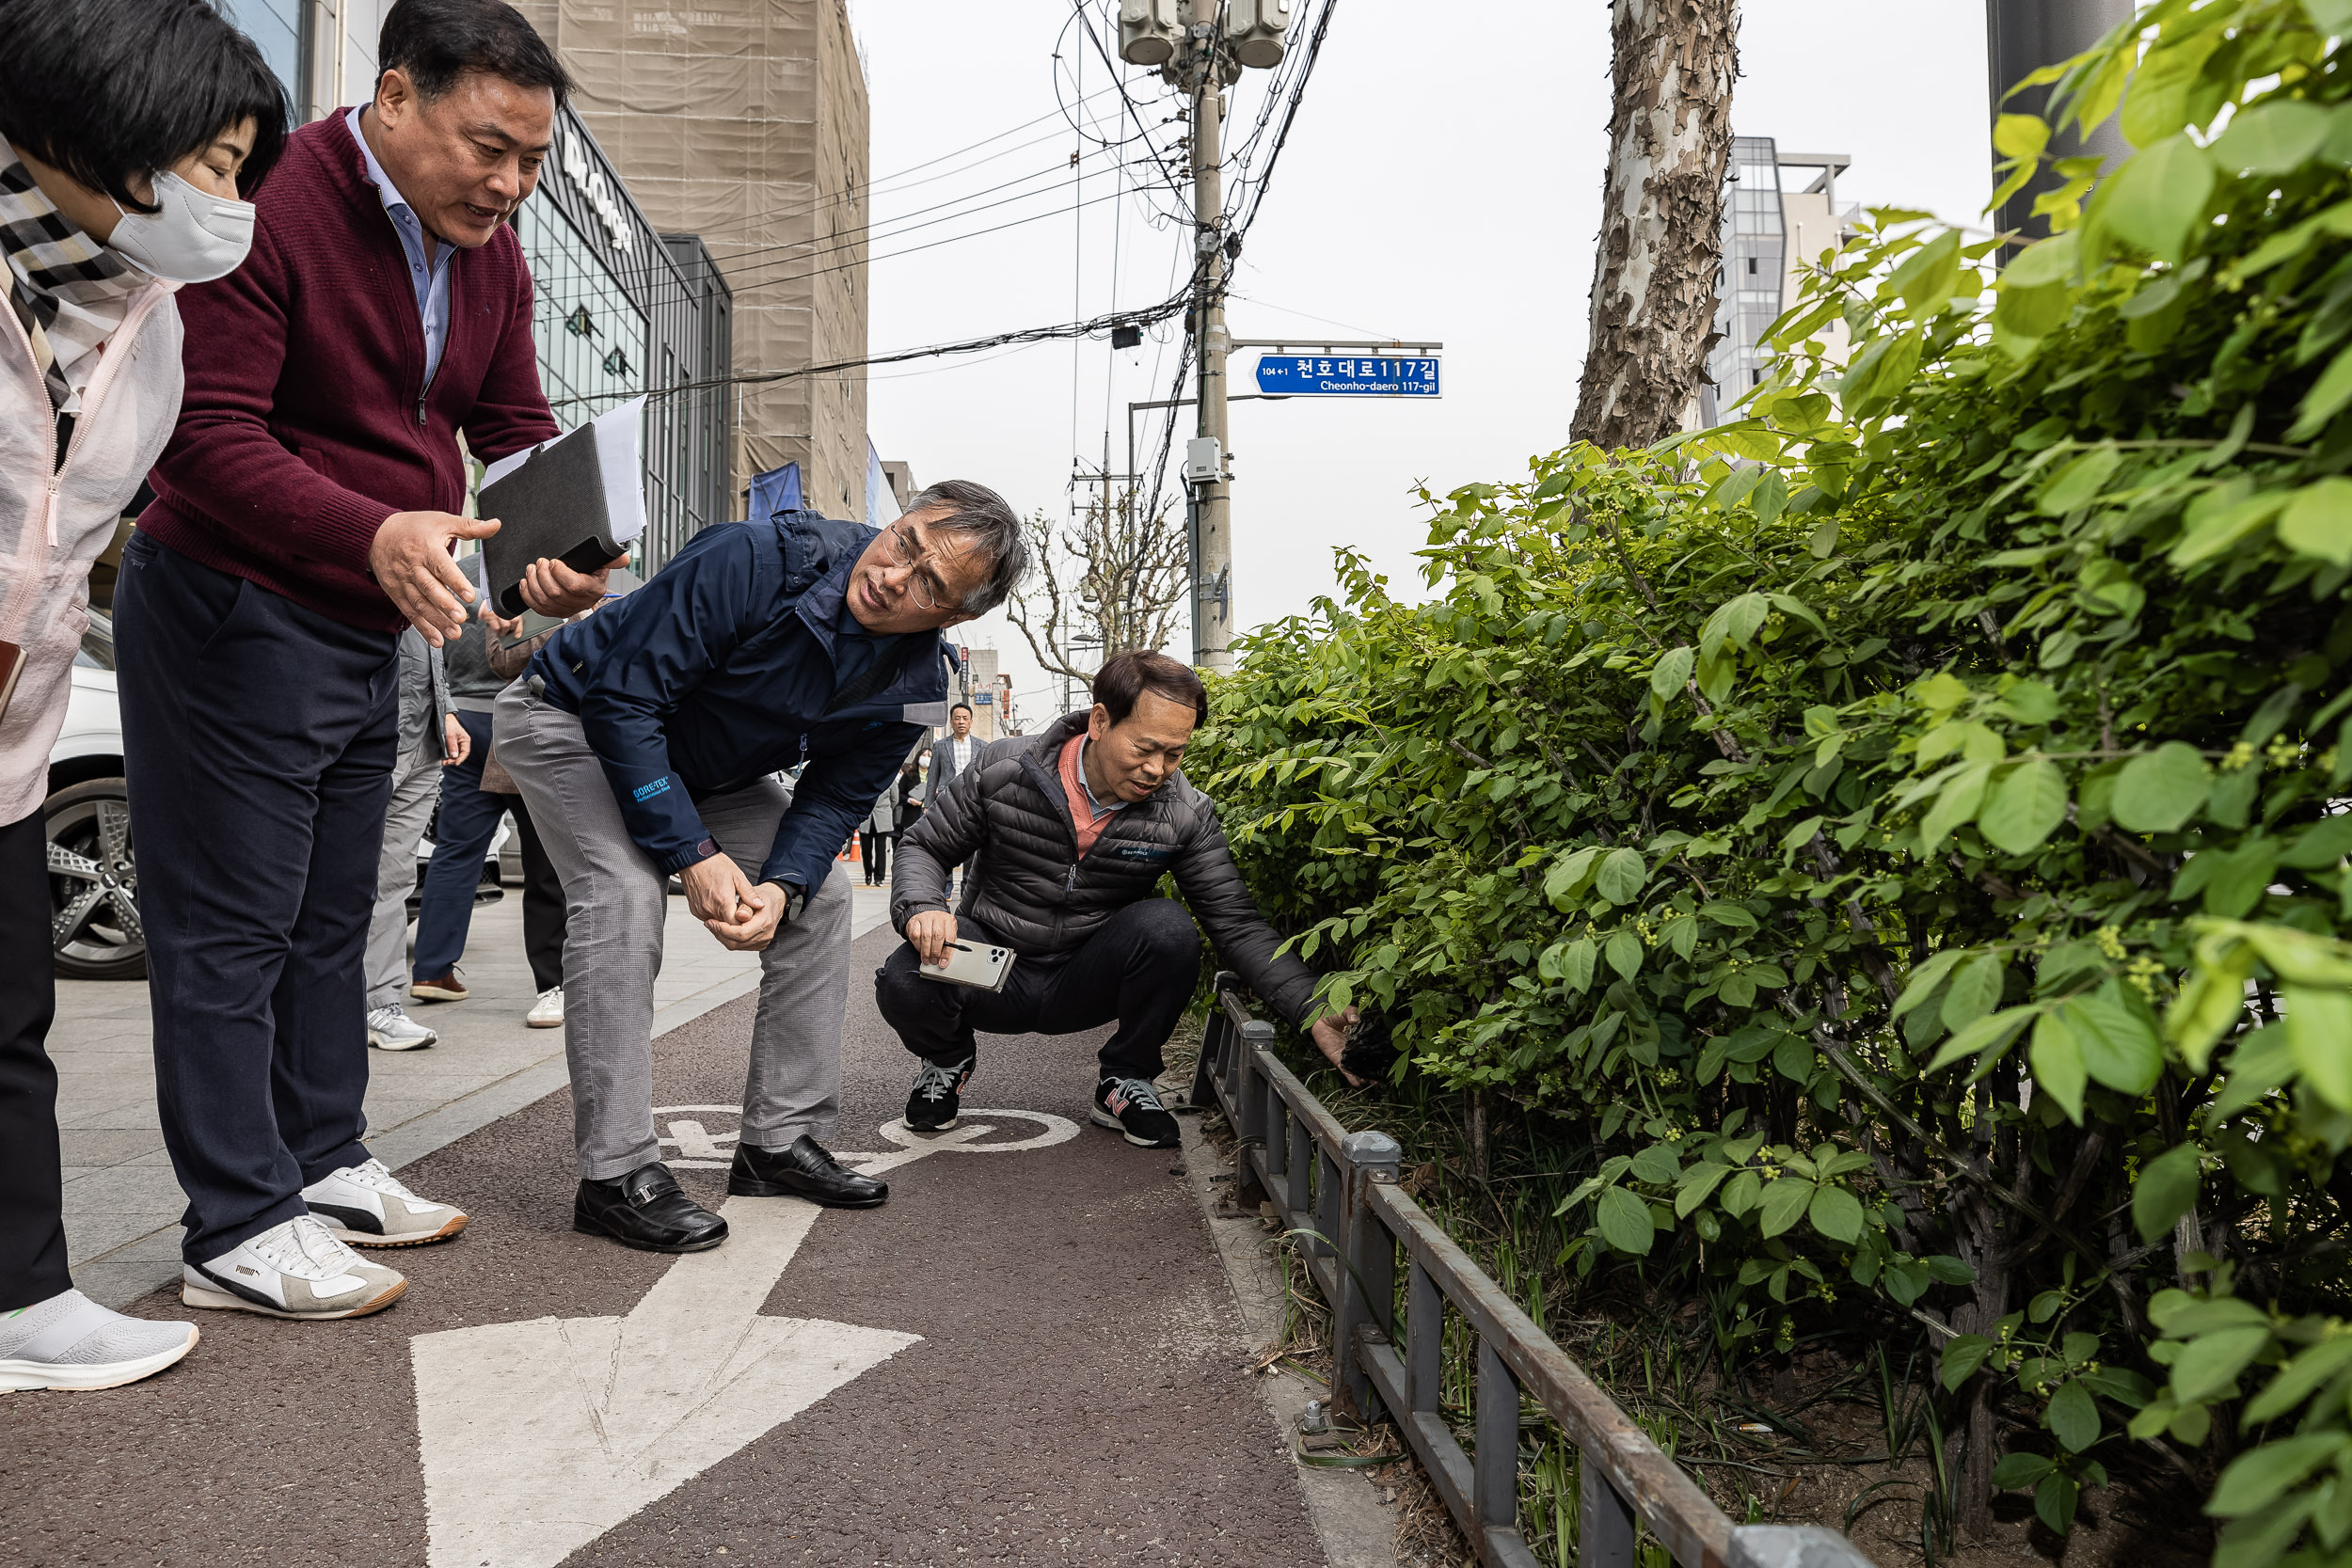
[1984,0,2134,245]
[1185,0,1233,674]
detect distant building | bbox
[514,0,874,521]
[1695,138,1859,428]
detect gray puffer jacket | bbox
[892,711,1320,1025]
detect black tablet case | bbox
[478,421,629,616]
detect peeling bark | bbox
[1571,0,1740,451]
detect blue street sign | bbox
[1253,353,1440,397]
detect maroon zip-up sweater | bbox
[140,111,558,632]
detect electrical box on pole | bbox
[1119,0,1183,66]
[1184,436,1223,485]
[1225,0,1292,70]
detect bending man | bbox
[880,652,1357,1148]
[497,483,1027,1252]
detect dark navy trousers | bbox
[115,532,398,1266]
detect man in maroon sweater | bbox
[115,0,607,1321]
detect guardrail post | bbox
[1581,1440,1640,1568]
[1232,1016,1271,1211]
[1475,1338,1521,1542]
[1334,1130,1400,1423]
[1188,1004,1222,1114]
[1406,1259,1440,1416]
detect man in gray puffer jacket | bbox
[881,651,1357,1148]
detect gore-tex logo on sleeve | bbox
[632,777,673,802]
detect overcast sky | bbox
[846,2,1994,724]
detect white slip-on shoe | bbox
[182,1215,406,1320]
[365,1004,437,1052]
[0,1289,198,1393]
[302,1159,469,1247]
[525,985,564,1028]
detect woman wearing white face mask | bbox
[0,0,285,1393]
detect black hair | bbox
[950,702,975,717]
[378,0,574,109]
[1093,650,1208,728]
[0,0,290,212]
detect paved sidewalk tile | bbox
[49,879,898,1305]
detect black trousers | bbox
[874,897,1201,1080]
[859,829,889,882]
[507,798,565,994]
[0,809,69,1310]
[115,533,397,1265]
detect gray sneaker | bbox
[366,1004,437,1051]
[182,1214,406,1320]
[0,1289,198,1393]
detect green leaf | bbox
[2039,444,2123,515]
[1719,1168,1761,1217]
[2246,1338,2352,1423]
[2278,478,2352,568]
[2206,1434,2350,1517]
[1942,953,2007,1034]
[1993,1452,2056,1489]
[2135,1142,2203,1246]
[1561,938,1597,993]
[1701,900,1759,929]
[2113,742,2214,832]
[1605,929,1644,980]
[1921,759,1997,852]
[1980,757,2071,855]
[1595,847,1647,906]
[2284,985,2352,1111]
[1596,1185,1656,1255]
[1674,1163,1731,1218]
[2030,1009,2089,1124]
[1926,1005,2040,1074]
[2101,134,2216,262]
[2046,1378,2100,1453]
[2071,987,2165,1095]
[1942,1334,1993,1391]
[2210,100,2334,173]
[1807,1183,1865,1243]
[2292,342,2352,441]
[2171,1324,2272,1405]
[2035,1472,2079,1536]
[1629,1144,1680,1186]
[1650,645,1695,700]
[1893,948,1968,1020]
[1756,1178,1816,1238]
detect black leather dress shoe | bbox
[728,1135,888,1208]
[575,1162,728,1252]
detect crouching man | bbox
[879,651,1356,1148]
[496,483,1027,1251]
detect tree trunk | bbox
[1570,0,1740,451]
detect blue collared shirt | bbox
[346,105,453,386]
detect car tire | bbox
[44,776,145,981]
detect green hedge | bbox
[1189,4,2352,1558]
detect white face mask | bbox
[107,170,255,283]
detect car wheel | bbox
[45,776,145,981]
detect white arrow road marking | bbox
[411,1112,1079,1568]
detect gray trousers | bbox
[492,682,852,1180]
[364,745,442,1010]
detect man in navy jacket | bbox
[494,481,1027,1252]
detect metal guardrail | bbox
[1186,974,1878,1568]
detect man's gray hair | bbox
[904,479,1029,615]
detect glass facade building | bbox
[1697,139,1859,429]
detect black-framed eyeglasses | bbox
[880,521,956,611]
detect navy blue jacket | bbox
[528,512,950,895]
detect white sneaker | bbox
[303,1159,469,1247]
[366,1004,437,1052]
[182,1215,406,1320]
[526,985,564,1028]
[0,1289,198,1393]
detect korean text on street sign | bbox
[1253,354,1440,397]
